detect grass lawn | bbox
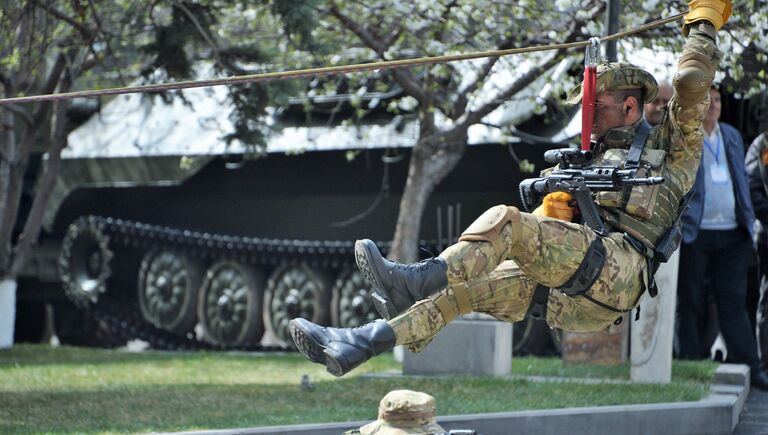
[1,344,717,434]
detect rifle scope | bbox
[544,148,593,166]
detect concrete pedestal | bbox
[631,248,680,383]
[0,279,17,348]
[402,318,512,376]
[562,322,629,366]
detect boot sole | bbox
[289,319,348,377]
[322,349,347,377]
[289,319,324,364]
[355,240,397,320]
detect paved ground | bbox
[734,387,768,434]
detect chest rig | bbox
[527,120,690,323]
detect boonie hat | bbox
[565,62,658,105]
[345,390,446,435]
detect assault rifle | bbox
[519,147,664,235]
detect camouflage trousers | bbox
[388,206,648,352]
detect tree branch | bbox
[328,4,428,104]
[0,49,68,273]
[2,104,33,127]
[461,49,567,128]
[457,10,588,127]
[29,0,100,40]
[172,0,224,68]
[457,31,523,108]
[17,53,68,163]
[87,0,128,86]
[0,109,14,273]
[10,69,73,278]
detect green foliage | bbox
[605,1,767,96]
[0,1,315,152]
[269,0,322,50]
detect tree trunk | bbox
[390,128,467,262]
[0,108,15,274]
[11,75,71,277]
[0,277,17,348]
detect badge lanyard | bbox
[705,130,729,184]
[704,132,721,163]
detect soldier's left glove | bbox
[532,192,576,221]
[683,0,732,35]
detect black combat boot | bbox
[290,318,395,377]
[355,239,448,320]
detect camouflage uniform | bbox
[344,389,446,435]
[390,25,722,352]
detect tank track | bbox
[60,215,409,352]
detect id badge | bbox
[710,163,728,184]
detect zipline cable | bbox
[0,12,685,106]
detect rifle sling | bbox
[525,284,550,322]
[556,235,606,297]
[620,120,652,208]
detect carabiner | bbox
[585,37,601,68]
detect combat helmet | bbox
[345,390,446,435]
[565,62,659,104]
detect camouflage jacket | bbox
[592,26,722,249]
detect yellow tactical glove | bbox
[683,0,732,35]
[532,192,576,222]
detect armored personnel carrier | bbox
[18,64,578,351]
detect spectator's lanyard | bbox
[705,129,729,184]
[704,131,721,163]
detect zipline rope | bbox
[0,12,685,106]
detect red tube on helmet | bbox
[581,65,596,151]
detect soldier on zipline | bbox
[290,1,752,383]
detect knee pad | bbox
[458,205,521,258]
[674,51,714,108]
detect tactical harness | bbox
[526,120,691,324]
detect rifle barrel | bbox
[630,176,664,185]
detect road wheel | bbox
[264,265,331,346]
[138,249,202,334]
[198,261,265,346]
[331,268,377,328]
[59,217,113,307]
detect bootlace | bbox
[348,319,383,331]
[393,257,442,273]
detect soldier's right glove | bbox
[532,192,575,222]
[683,0,732,35]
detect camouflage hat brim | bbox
[565,62,658,105]
[357,419,446,435]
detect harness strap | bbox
[524,236,640,323]
[454,283,473,315]
[620,120,652,208]
[432,293,458,324]
[526,284,550,321]
[623,232,659,298]
[625,120,651,168]
[430,283,473,324]
[556,236,606,296]
[582,293,630,314]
